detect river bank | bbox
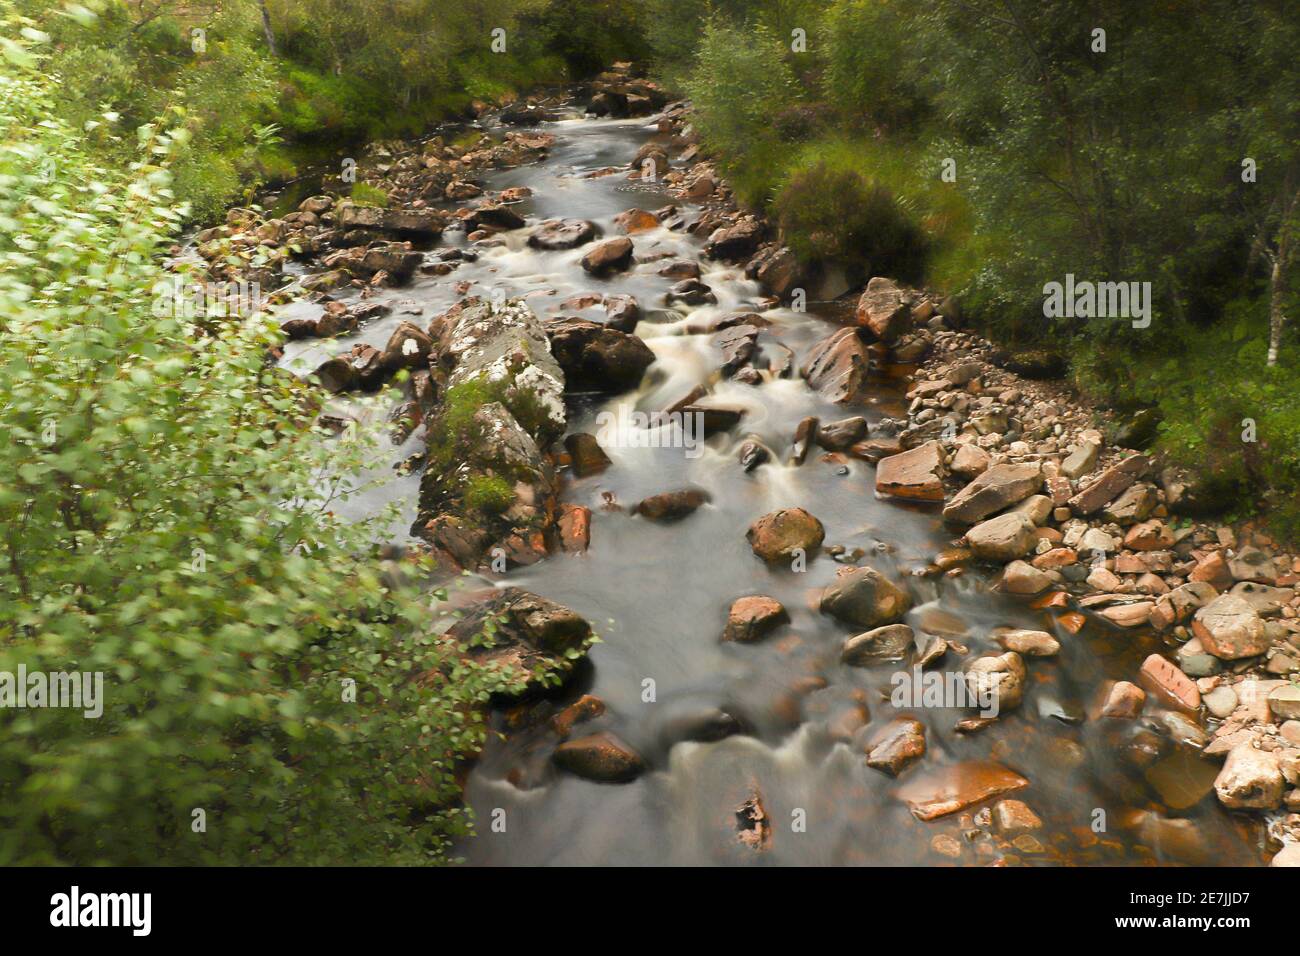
[185,64,1297,866]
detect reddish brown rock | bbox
[943,463,1043,524]
[1138,654,1201,711]
[747,507,825,562]
[801,328,873,404]
[876,441,946,501]
[1192,594,1269,660]
[723,595,789,643]
[634,488,710,521]
[855,276,911,342]
[1067,455,1150,516]
[1100,680,1146,718]
[896,761,1029,821]
[557,503,591,553]
[865,718,927,775]
[550,694,606,739]
[580,237,634,274]
[553,731,645,782]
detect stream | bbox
[273,101,1266,866]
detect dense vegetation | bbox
[657,0,1300,536]
[1,0,1296,865]
[0,4,534,864]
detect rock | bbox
[1269,684,1300,720]
[1067,455,1150,516]
[963,651,1027,712]
[723,596,789,643]
[896,761,1029,820]
[942,462,1043,524]
[1060,441,1100,479]
[950,444,990,478]
[735,789,772,851]
[747,508,825,563]
[1002,560,1054,595]
[528,218,599,249]
[1214,743,1283,809]
[1103,482,1159,525]
[378,321,432,372]
[438,297,566,444]
[816,416,868,451]
[750,245,803,298]
[1100,601,1154,628]
[635,488,710,521]
[865,718,927,775]
[966,513,1037,561]
[1203,685,1239,719]
[994,799,1043,834]
[465,204,526,232]
[549,694,606,739]
[703,217,763,260]
[449,587,593,693]
[564,432,611,477]
[1229,545,1276,583]
[1125,519,1175,551]
[557,503,591,553]
[580,237,634,274]
[613,208,659,233]
[713,323,761,376]
[545,317,654,393]
[819,566,913,629]
[553,732,646,783]
[994,628,1060,657]
[1138,654,1201,711]
[1192,594,1269,660]
[990,348,1066,379]
[1228,581,1294,616]
[1012,495,1052,526]
[842,624,916,664]
[1273,844,1300,867]
[603,293,641,332]
[737,438,771,472]
[1189,550,1234,589]
[314,354,360,393]
[1101,680,1146,718]
[855,276,911,342]
[336,203,444,237]
[789,416,818,465]
[876,441,946,502]
[801,328,873,404]
[664,278,716,305]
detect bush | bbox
[775,159,928,283]
[0,36,521,865]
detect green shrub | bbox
[349,181,389,207]
[0,35,522,865]
[775,159,928,283]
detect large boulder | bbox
[545,317,654,394]
[437,297,566,445]
[943,463,1043,524]
[801,328,872,404]
[747,508,825,562]
[819,566,912,630]
[855,277,911,342]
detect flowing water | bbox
[274,102,1267,866]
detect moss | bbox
[465,476,515,514]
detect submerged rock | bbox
[819,566,912,630]
[553,732,646,783]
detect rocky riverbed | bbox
[185,63,1298,867]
